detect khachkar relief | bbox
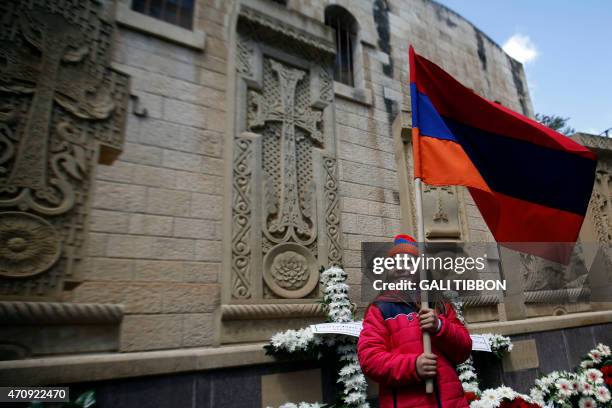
[0,0,129,298]
[229,5,340,306]
[422,185,462,240]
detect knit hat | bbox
[388,234,419,257]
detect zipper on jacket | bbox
[393,388,397,408]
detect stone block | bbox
[129,214,174,236]
[162,149,202,171]
[182,313,216,347]
[119,142,164,166]
[176,172,224,195]
[133,260,185,282]
[190,192,223,218]
[173,218,219,239]
[151,237,196,260]
[261,369,322,408]
[120,314,182,351]
[502,339,539,372]
[90,209,130,234]
[85,258,134,281]
[132,164,177,188]
[93,181,147,212]
[106,234,155,258]
[162,284,219,313]
[182,262,220,283]
[163,98,208,129]
[147,187,192,216]
[194,240,222,262]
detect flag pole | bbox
[415,177,434,394]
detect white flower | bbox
[580,379,596,395]
[588,350,603,364]
[596,343,611,356]
[460,371,477,381]
[497,386,515,400]
[463,382,480,393]
[530,388,545,404]
[595,386,611,403]
[480,389,502,408]
[578,396,597,408]
[585,369,604,384]
[581,360,595,369]
[555,378,575,397]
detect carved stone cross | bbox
[0,8,115,213]
[248,59,323,241]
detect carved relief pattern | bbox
[319,68,333,105]
[249,58,322,248]
[236,34,254,78]
[230,9,340,304]
[270,251,309,290]
[589,169,611,245]
[422,184,461,239]
[231,139,253,299]
[0,0,129,297]
[324,157,342,266]
[231,4,342,304]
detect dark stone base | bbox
[7,322,609,407]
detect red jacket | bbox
[357,300,472,408]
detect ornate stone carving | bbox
[0,212,61,278]
[248,59,322,246]
[0,301,123,325]
[0,0,129,298]
[238,5,336,55]
[231,138,253,299]
[221,303,326,320]
[263,243,317,298]
[323,157,342,266]
[236,34,254,78]
[226,3,340,308]
[423,185,461,239]
[589,168,611,245]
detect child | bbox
[357,234,472,408]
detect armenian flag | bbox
[409,47,597,262]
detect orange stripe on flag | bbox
[414,132,491,193]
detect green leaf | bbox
[74,390,96,408]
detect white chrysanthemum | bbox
[497,386,515,400]
[595,386,611,403]
[578,396,598,408]
[480,389,502,408]
[555,378,575,397]
[596,343,611,356]
[463,382,480,394]
[530,388,545,404]
[460,371,477,381]
[585,369,604,384]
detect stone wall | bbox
[69,0,535,352]
[72,0,230,351]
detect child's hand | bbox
[419,307,440,333]
[416,352,437,379]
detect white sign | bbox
[310,322,363,337]
[311,323,493,353]
[470,334,492,352]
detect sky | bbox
[438,0,612,135]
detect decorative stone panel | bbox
[222,1,340,339]
[0,0,129,299]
